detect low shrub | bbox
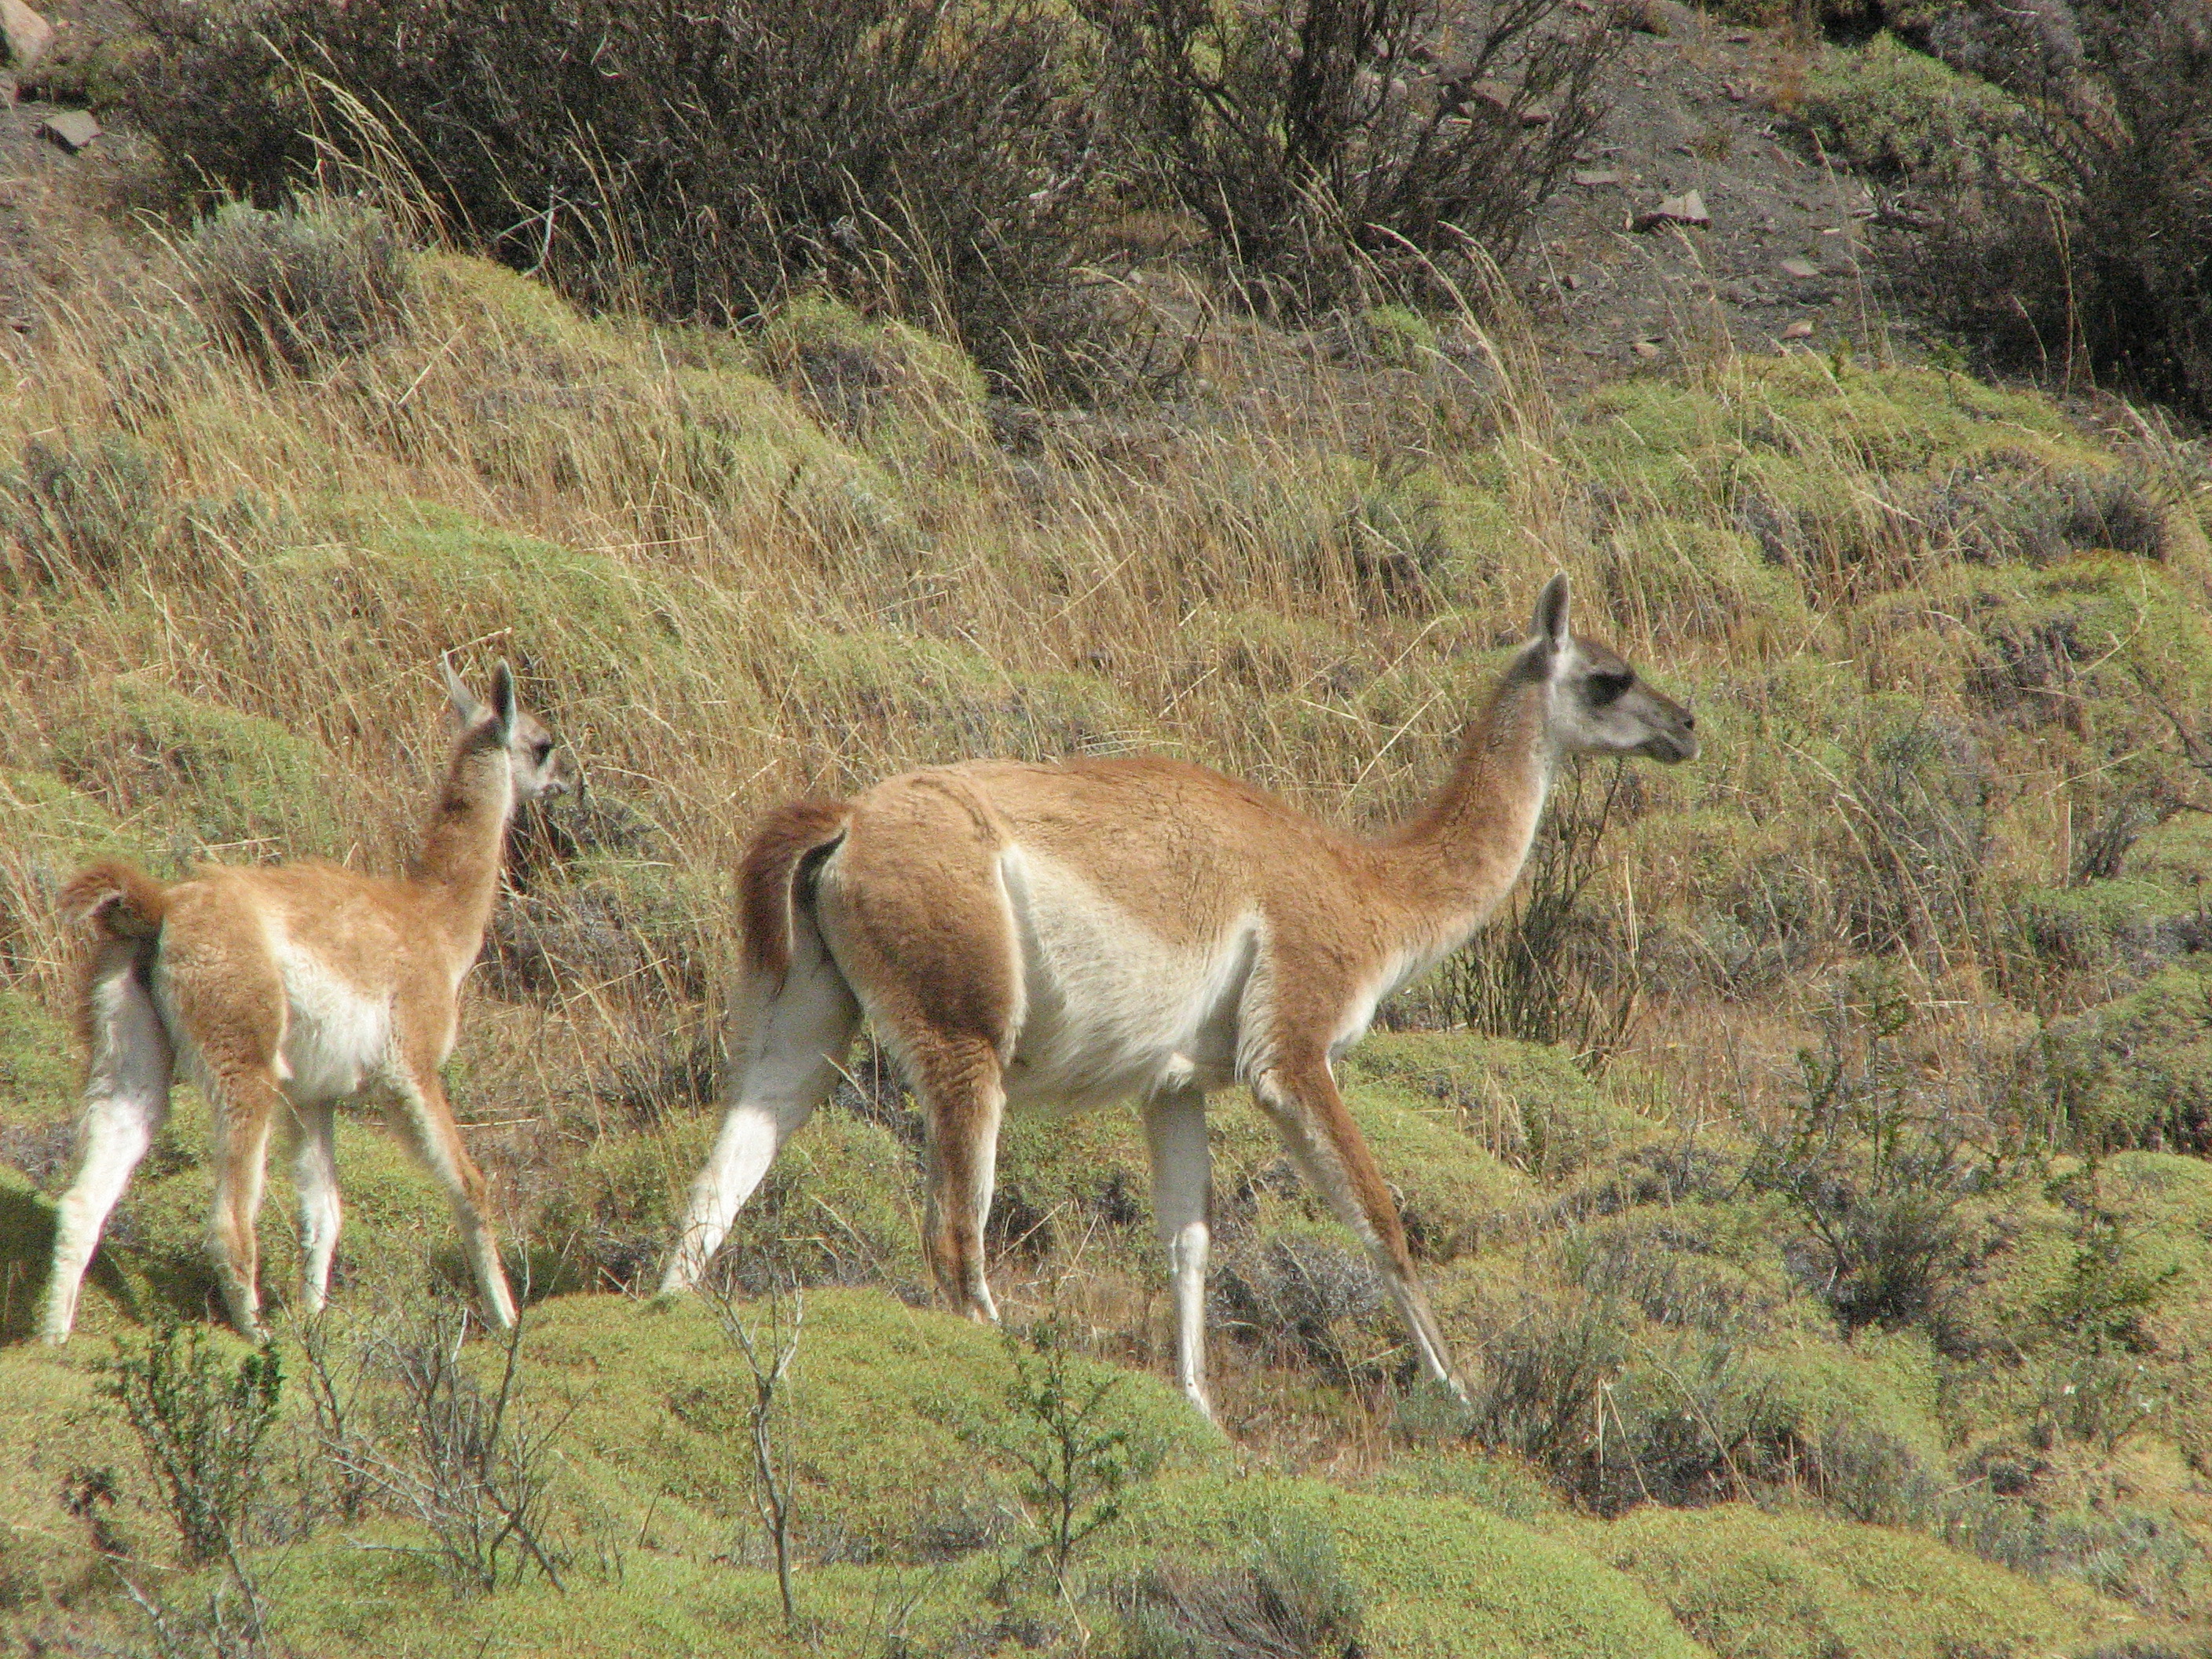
[0,432,166,590]
[1119,1515,1364,1659]
[1210,1231,1395,1385]
[967,1313,1164,1591]
[1748,981,1984,1334]
[183,195,411,373]
[339,1301,573,1591]
[1463,1291,1624,1474]
[96,1323,283,1568]
[2045,964,2212,1153]
[1830,699,1991,968]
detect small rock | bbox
[1464,79,1514,115]
[1781,320,1815,340]
[41,109,100,152]
[1632,339,1662,358]
[1632,189,1709,232]
[1726,29,1752,42]
[1520,102,1552,127]
[1573,169,1623,188]
[1779,258,1819,279]
[1563,273,1584,291]
[1,0,51,73]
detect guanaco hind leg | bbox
[42,943,173,1343]
[200,1059,287,1339]
[661,939,862,1295]
[903,1033,1007,1321]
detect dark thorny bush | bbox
[1888,0,2212,418]
[345,1302,572,1591]
[1210,1232,1395,1384]
[1080,0,1617,310]
[1119,1518,1364,1659]
[97,1324,283,1568]
[130,0,1108,387]
[185,195,411,372]
[1748,981,1987,1337]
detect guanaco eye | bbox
[1587,671,1634,705]
[530,739,553,763]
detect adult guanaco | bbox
[42,659,567,1343]
[663,577,1696,1415]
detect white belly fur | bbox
[997,846,1259,1111]
[272,939,395,1103]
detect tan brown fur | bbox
[40,659,568,1344]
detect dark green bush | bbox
[1748,980,1987,1335]
[97,1324,283,1568]
[1854,4,2212,418]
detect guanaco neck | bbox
[1374,650,1556,940]
[406,730,515,955]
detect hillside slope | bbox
[0,145,2209,1657]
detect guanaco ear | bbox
[1532,573,1571,650]
[487,661,518,738]
[441,652,482,725]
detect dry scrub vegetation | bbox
[2,6,2212,1654]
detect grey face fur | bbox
[442,654,573,799]
[1526,574,1698,765]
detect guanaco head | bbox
[1526,573,1698,764]
[442,654,572,800]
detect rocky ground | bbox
[1526,3,1902,390]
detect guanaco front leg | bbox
[1142,1086,1215,1419]
[389,1066,516,1330]
[1251,1056,1463,1398]
[289,1102,342,1317]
